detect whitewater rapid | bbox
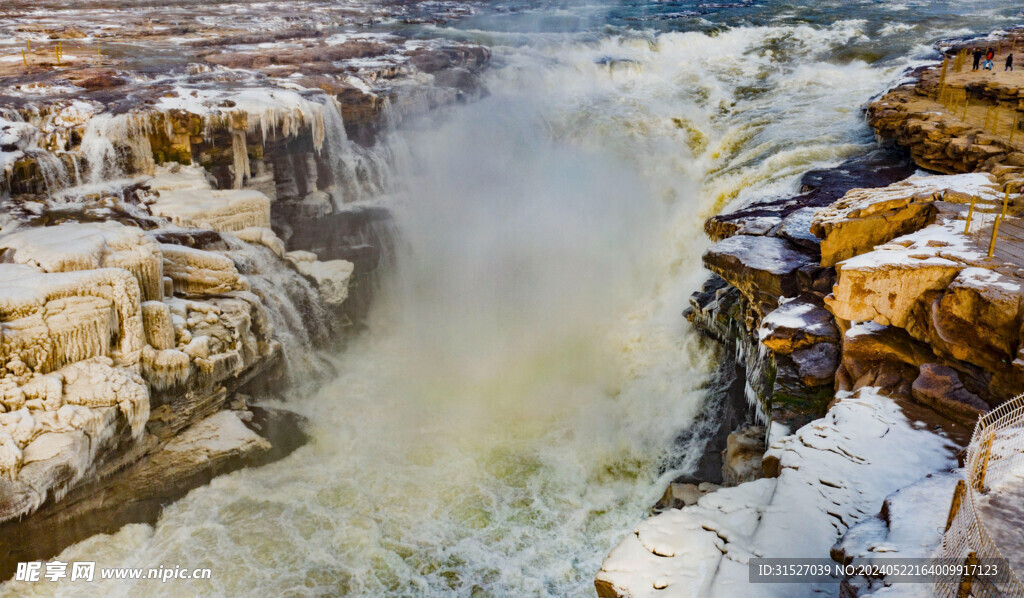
[4,7,1019,597]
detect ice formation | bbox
[148,166,271,233]
[0,221,164,301]
[0,219,292,511]
[285,251,355,306]
[160,243,250,296]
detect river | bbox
[6,1,1023,596]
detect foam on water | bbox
[4,4,1021,597]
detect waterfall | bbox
[30,150,71,196]
[319,96,398,204]
[221,236,335,381]
[8,4,1016,597]
[77,112,155,186]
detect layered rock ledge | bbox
[598,28,1024,592]
[0,0,492,577]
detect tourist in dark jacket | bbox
[1006,54,1014,71]
[974,48,983,70]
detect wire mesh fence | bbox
[938,394,1024,598]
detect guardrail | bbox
[938,394,1024,598]
[962,185,1024,260]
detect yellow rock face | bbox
[810,173,1001,267]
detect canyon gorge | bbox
[1,1,1023,597]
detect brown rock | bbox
[791,342,841,387]
[759,297,839,353]
[810,180,951,267]
[721,426,766,486]
[911,363,990,425]
[702,235,815,315]
[928,267,1024,371]
[654,482,710,510]
[842,323,936,370]
[80,73,127,90]
[828,258,961,331]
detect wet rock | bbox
[654,482,714,511]
[759,297,840,354]
[433,67,480,92]
[299,190,333,218]
[702,235,815,316]
[911,363,990,425]
[791,342,841,387]
[773,206,822,250]
[721,426,765,487]
[703,149,915,242]
[79,72,127,90]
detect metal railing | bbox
[938,394,1024,598]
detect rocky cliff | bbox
[598,29,1024,597]
[0,1,491,577]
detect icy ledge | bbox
[0,218,353,525]
[595,388,957,597]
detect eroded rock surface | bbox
[703,234,815,315]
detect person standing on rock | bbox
[974,47,984,70]
[987,47,995,61]
[1006,53,1014,71]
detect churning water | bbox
[7,1,1024,596]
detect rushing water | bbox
[6,1,1024,597]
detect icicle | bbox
[231,129,251,190]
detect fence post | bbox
[988,217,1002,258]
[945,480,966,532]
[965,195,978,233]
[974,430,995,488]
[956,551,979,598]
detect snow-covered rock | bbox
[160,243,249,295]
[162,409,270,464]
[596,388,957,598]
[811,173,1001,267]
[758,296,839,354]
[702,235,815,315]
[0,219,281,521]
[833,470,961,597]
[826,206,1024,399]
[0,221,164,301]
[285,250,354,307]
[148,165,271,233]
